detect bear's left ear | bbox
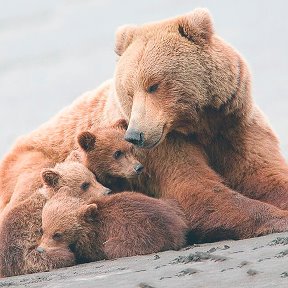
[78,132,96,152]
[177,8,214,45]
[115,25,137,56]
[41,169,61,188]
[80,203,98,223]
[65,150,83,163]
[112,119,128,130]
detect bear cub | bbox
[78,119,144,192]
[39,190,188,263]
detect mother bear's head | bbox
[114,8,250,148]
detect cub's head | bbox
[77,120,144,191]
[114,8,248,148]
[38,194,99,255]
[41,151,110,199]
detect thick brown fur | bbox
[1,9,288,242]
[0,82,118,212]
[112,8,288,238]
[77,120,144,192]
[0,192,75,277]
[0,153,108,277]
[114,8,288,211]
[40,150,110,199]
[39,191,188,263]
[81,126,288,242]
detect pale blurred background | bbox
[0,0,287,159]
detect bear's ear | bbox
[112,119,128,130]
[177,8,214,45]
[80,203,98,223]
[78,132,96,152]
[65,150,83,163]
[41,169,61,188]
[115,25,137,56]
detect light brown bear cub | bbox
[78,119,144,192]
[39,190,188,263]
[0,152,108,277]
[40,151,111,200]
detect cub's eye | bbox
[81,181,91,191]
[39,228,43,235]
[147,83,159,94]
[52,232,63,241]
[113,150,123,160]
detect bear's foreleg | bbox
[209,116,288,210]
[158,142,288,242]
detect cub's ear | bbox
[80,203,98,223]
[115,25,137,56]
[177,8,214,45]
[65,150,83,163]
[41,169,61,188]
[112,119,128,130]
[78,132,96,152]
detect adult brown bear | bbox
[1,8,288,242]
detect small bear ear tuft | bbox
[112,119,128,130]
[78,132,96,152]
[65,150,83,163]
[41,169,61,188]
[115,25,137,56]
[177,8,214,45]
[81,203,98,223]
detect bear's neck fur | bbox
[188,54,254,148]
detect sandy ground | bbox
[1,232,288,288]
[1,1,288,287]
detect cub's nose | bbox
[134,163,144,175]
[124,130,144,147]
[103,188,112,195]
[36,246,45,253]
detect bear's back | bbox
[97,192,188,254]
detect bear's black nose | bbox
[36,246,45,253]
[103,188,112,195]
[134,163,144,174]
[124,130,144,147]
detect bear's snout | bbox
[134,163,144,175]
[36,246,45,253]
[124,129,144,147]
[103,188,112,195]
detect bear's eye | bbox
[81,181,91,191]
[113,150,123,160]
[147,83,159,94]
[52,232,63,241]
[39,228,43,235]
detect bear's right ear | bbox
[112,119,128,130]
[177,8,214,45]
[115,25,137,56]
[80,203,98,223]
[41,169,61,188]
[78,132,96,152]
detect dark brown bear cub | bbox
[39,190,188,263]
[78,120,144,192]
